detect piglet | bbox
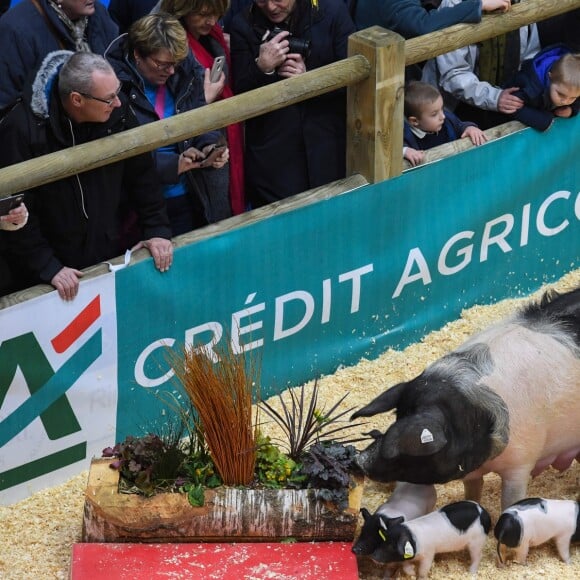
[494,497,580,565]
[371,500,491,579]
[353,482,437,555]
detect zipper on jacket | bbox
[67,117,89,219]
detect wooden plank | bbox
[347,27,406,183]
[0,174,368,310]
[405,0,580,66]
[402,121,526,170]
[70,542,360,580]
[0,57,369,198]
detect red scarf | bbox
[188,27,245,215]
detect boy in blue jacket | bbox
[505,45,580,131]
[403,81,486,166]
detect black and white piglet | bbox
[352,287,580,510]
[352,482,437,556]
[371,500,491,579]
[494,497,580,565]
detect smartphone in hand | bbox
[209,56,225,83]
[199,144,226,167]
[0,193,24,217]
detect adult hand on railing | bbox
[277,54,306,78]
[133,238,174,273]
[497,87,524,114]
[51,267,84,301]
[481,0,511,13]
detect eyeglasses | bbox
[147,56,181,72]
[78,84,122,106]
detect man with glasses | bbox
[0,51,173,301]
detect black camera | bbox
[264,27,311,58]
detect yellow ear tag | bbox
[403,541,414,559]
[378,529,387,542]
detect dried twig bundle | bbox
[172,342,259,486]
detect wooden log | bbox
[405,0,580,66]
[82,458,363,543]
[0,56,369,198]
[402,121,526,169]
[347,27,406,183]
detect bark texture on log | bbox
[82,458,362,543]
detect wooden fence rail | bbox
[0,0,577,197]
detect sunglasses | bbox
[79,84,122,106]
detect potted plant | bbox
[82,343,365,543]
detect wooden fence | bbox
[0,0,577,307]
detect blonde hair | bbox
[549,53,580,89]
[160,0,230,20]
[128,13,189,62]
[404,81,442,118]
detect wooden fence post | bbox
[347,26,406,183]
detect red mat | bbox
[70,542,359,579]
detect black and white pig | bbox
[351,287,580,510]
[494,497,580,565]
[352,482,437,555]
[370,500,491,579]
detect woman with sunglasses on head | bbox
[157,0,246,216]
[106,12,231,236]
[229,0,355,208]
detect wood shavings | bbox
[0,269,578,579]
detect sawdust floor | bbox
[1,269,579,579]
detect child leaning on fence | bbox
[403,81,487,167]
[503,45,580,132]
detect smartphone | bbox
[199,144,226,168]
[0,193,25,217]
[209,56,225,83]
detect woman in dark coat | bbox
[106,13,231,235]
[230,0,355,208]
[0,0,118,109]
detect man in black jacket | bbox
[0,51,173,301]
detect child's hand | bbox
[462,126,487,146]
[404,148,424,167]
[553,106,573,118]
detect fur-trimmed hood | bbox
[30,50,74,119]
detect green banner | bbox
[116,117,579,439]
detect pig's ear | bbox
[360,507,371,521]
[382,412,447,458]
[350,383,407,419]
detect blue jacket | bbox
[354,0,482,38]
[0,51,171,285]
[404,109,476,150]
[507,44,579,132]
[0,0,118,108]
[230,0,356,207]
[105,35,229,224]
